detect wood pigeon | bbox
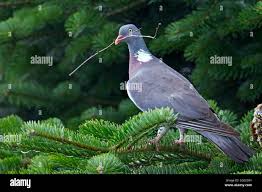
[115,24,254,163]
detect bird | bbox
[114,24,254,163]
[250,104,262,147]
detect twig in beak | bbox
[68,23,161,76]
[129,23,161,39]
[69,41,115,76]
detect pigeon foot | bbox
[173,139,185,145]
[148,138,160,151]
[173,128,186,145]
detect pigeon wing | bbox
[127,63,239,136]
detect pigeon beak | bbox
[114,35,125,45]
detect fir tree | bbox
[0,103,261,174]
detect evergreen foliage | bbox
[0,104,261,174]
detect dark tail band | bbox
[198,131,254,163]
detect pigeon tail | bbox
[176,119,253,162]
[198,131,254,163]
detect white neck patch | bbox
[134,49,153,62]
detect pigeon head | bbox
[115,24,149,57]
[115,24,151,78]
[115,24,142,45]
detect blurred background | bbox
[0,0,261,126]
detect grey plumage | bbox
[115,24,253,163]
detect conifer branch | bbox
[117,145,212,161]
[105,0,147,17]
[0,0,32,8]
[32,132,109,152]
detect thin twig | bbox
[126,22,161,39]
[68,41,115,76]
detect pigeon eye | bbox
[128,28,133,36]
